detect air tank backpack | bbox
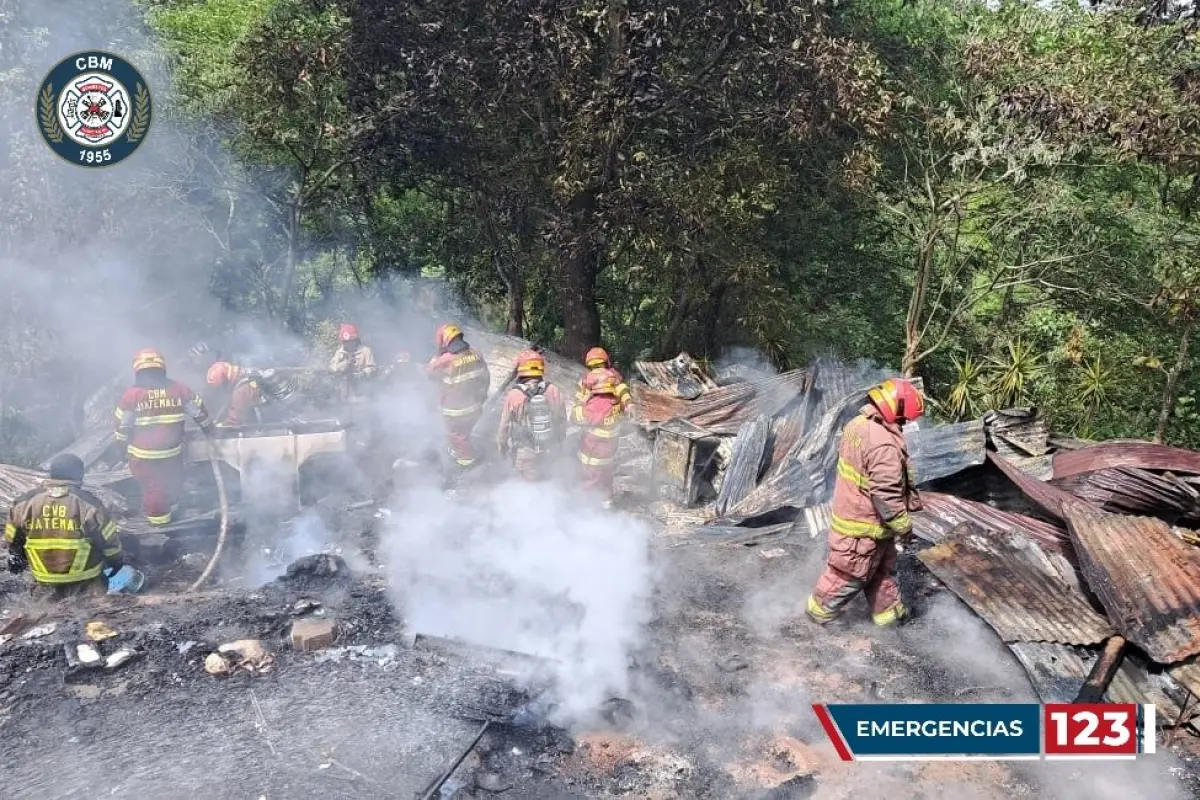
[522,382,555,452]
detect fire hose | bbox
[188,433,230,593]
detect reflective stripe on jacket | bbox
[829,405,918,540]
[4,481,122,585]
[114,380,209,459]
[572,395,623,467]
[426,343,490,417]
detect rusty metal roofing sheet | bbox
[1053,467,1200,524]
[633,353,719,399]
[1008,642,1198,722]
[1053,442,1200,480]
[1063,504,1200,664]
[633,369,810,435]
[918,526,1113,646]
[987,451,1097,521]
[913,491,1071,554]
[1169,658,1200,703]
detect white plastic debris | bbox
[105,647,138,670]
[22,624,56,640]
[76,644,102,665]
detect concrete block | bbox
[291,619,336,651]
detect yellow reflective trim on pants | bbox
[836,458,870,490]
[127,445,183,459]
[24,538,101,583]
[113,430,128,442]
[135,414,186,426]
[589,426,619,439]
[441,404,482,418]
[578,452,614,467]
[455,458,475,467]
[146,513,173,526]
[873,602,907,627]
[806,595,836,623]
[830,513,888,539]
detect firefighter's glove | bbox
[6,549,27,575]
[199,420,216,437]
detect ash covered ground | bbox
[0,501,1197,800]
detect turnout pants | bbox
[511,446,550,482]
[128,454,185,525]
[442,411,481,467]
[807,531,905,626]
[578,432,617,499]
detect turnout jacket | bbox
[426,340,490,417]
[115,379,209,460]
[574,367,632,413]
[829,405,922,540]
[4,480,123,585]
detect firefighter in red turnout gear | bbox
[426,324,490,467]
[497,350,565,481]
[807,378,925,628]
[574,347,632,413]
[114,349,213,526]
[571,360,626,506]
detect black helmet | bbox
[48,453,85,483]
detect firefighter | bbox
[575,346,632,413]
[205,361,295,427]
[114,349,213,526]
[806,378,925,629]
[4,454,125,600]
[497,350,565,481]
[426,323,490,468]
[570,370,626,506]
[329,323,378,402]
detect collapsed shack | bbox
[632,354,1200,736]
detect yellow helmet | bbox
[133,348,167,373]
[436,323,463,349]
[515,350,545,379]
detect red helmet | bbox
[584,346,610,369]
[338,323,360,343]
[133,348,167,373]
[206,361,242,387]
[515,349,546,379]
[868,378,925,425]
[435,323,463,349]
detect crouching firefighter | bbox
[4,454,128,600]
[426,324,490,468]
[115,349,214,526]
[206,361,295,427]
[807,378,925,629]
[570,371,626,506]
[497,350,565,480]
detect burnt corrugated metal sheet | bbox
[1008,642,1198,722]
[714,415,771,517]
[984,408,1050,458]
[1063,505,1200,664]
[918,527,1112,646]
[1053,467,1200,524]
[913,492,1071,554]
[41,427,117,471]
[634,353,719,400]
[633,369,809,435]
[1169,658,1200,704]
[987,452,1096,521]
[907,419,987,485]
[0,463,127,516]
[1054,442,1200,480]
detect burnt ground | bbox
[1,501,1198,800]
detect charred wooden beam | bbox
[1073,636,1128,704]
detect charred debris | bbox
[635,354,1200,736]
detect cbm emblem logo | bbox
[37,51,152,168]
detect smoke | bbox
[380,470,655,725]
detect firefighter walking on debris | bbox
[4,454,127,600]
[115,349,213,526]
[571,366,627,507]
[497,350,565,481]
[575,347,632,414]
[807,378,925,628]
[426,324,491,468]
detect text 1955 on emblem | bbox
[37,51,152,168]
